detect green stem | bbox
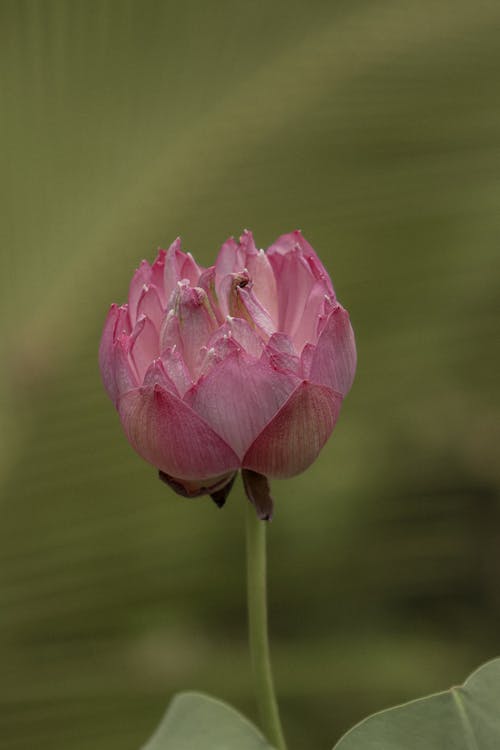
[245,501,287,750]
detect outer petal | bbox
[128,260,152,326]
[186,350,299,458]
[243,382,342,478]
[112,333,140,402]
[118,384,240,481]
[307,304,356,396]
[99,304,120,401]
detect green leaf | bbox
[334,657,500,749]
[141,692,275,750]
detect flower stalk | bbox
[245,499,287,750]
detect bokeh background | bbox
[1,1,500,748]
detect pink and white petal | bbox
[112,333,140,401]
[268,249,316,339]
[161,347,193,397]
[163,238,184,300]
[118,384,240,481]
[215,236,245,283]
[130,316,159,383]
[243,382,342,478]
[99,304,120,400]
[150,249,167,304]
[175,285,218,376]
[225,316,264,358]
[198,334,242,377]
[267,230,334,297]
[291,279,329,352]
[128,261,152,326]
[114,304,131,338]
[160,309,183,354]
[180,252,202,285]
[245,249,279,324]
[199,266,224,323]
[143,358,179,394]
[300,343,316,379]
[136,284,164,332]
[223,281,276,340]
[266,332,296,356]
[308,304,357,396]
[262,333,300,375]
[187,351,299,458]
[239,229,257,257]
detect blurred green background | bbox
[1,1,500,748]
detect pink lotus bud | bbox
[99,231,356,517]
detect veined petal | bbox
[220,272,276,339]
[136,284,164,332]
[268,248,316,339]
[143,358,179,394]
[180,252,202,286]
[243,382,342,478]
[161,347,192,397]
[173,283,218,376]
[263,332,300,376]
[130,315,159,383]
[224,316,264,358]
[112,332,140,401]
[199,266,224,324]
[267,229,334,297]
[292,280,330,352]
[239,229,258,257]
[99,304,120,401]
[215,236,246,281]
[308,304,357,396]
[118,384,240,480]
[187,350,299,458]
[150,249,167,304]
[128,260,152,326]
[163,239,202,301]
[245,248,279,324]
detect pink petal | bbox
[112,333,140,401]
[143,358,179,394]
[243,382,342,478]
[267,230,334,297]
[128,260,152,326]
[268,248,316,339]
[180,252,202,286]
[308,304,357,397]
[173,284,218,376]
[245,248,279,325]
[199,266,224,324]
[163,238,202,301]
[219,272,276,339]
[215,236,246,282]
[186,350,299,458]
[130,316,159,383]
[161,347,192,397]
[136,284,164,332]
[223,316,264,358]
[118,384,240,481]
[239,229,258,256]
[99,304,120,401]
[150,249,167,304]
[262,333,300,376]
[291,279,329,353]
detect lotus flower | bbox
[99,231,356,518]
